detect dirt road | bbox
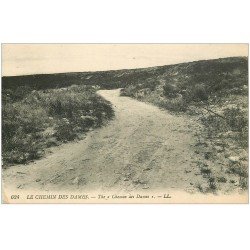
[3,89,205,193]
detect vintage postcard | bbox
[1,44,248,203]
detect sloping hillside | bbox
[121,57,248,105]
[2,85,114,165]
[121,57,248,191]
[2,57,248,192]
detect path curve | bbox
[3,89,204,193]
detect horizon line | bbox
[2,55,248,78]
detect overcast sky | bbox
[2,44,248,76]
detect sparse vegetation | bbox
[120,57,248,193]
[196,183,206,193]
[163,82,179,98]
[217,176,227,183]
[2,56,248,194]
[208,177,217,192]
[2,85,114,166]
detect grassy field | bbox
[2,56,248,193]
[2,84,114,166]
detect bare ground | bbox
[3,89,215,194]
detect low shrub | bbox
[120,85,138,98]
[160,97,188,112]
[239,177,248,190]
[183,84,209,102]
[142,79,157,91]
[237,126,248,148]
[223,107,248,132]
[217,176,227,183]
[163,82,179,98]
[2,103,50,151]
[2,85,114,166]
[200,114,228,135]
[200,106,248,146]
[208,177,217,192]
[2,132,45,164]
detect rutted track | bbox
[3,89,204,193]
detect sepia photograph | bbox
[1,1,250,250]
[1,44,249,203]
